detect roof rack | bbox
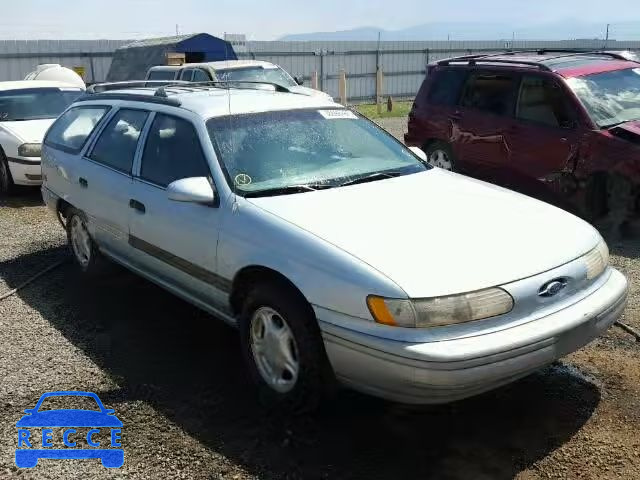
[76,92,183,107]
[534,49,631,60]
[85,80,192,94]
[437,57,552,71]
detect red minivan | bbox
[405,51,640,231]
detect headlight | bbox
[367,287,514,328]
[18,143,42,157]
[583,238,609,280]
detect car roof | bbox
[79,85,337,118]
[439,52,639,78]
[149,60,278,72]
[0,80,84,91]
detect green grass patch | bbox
[355,101,413,119]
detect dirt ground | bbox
[1,128,639,478]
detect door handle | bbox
[79,177,88,188]
[129,199,146,214]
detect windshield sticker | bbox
[234,173,252,186]
[318,110,358,120]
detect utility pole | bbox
[176,24,179,36]
[604,23,610,49]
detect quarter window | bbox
[426,69,468,106]
[140,114,209,187]
[89,109,149,174]
[461,72,518,116]
[517,76,574,128]
[44,106,109,153]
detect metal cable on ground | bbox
[615,321,640,342]
[0,259,66,302]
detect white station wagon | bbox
[41,83,628,408]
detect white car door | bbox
[79,107,150,259]
[128,111,229,311]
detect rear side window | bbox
[426,69,468,106]
[192,69,210,82]
[89,109,149,174]
[140,114,209,187]
[45,106,109,153]
[179,69,194,81]
[461,72,518,116]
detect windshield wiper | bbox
[338,171,403,187]
[243,183,334,198]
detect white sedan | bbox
[0,81,83,194]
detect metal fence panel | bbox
[1,38,639,101]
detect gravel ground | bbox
[1,123,639,479]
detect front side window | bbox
[89,109,148,174]
[426,69,468,106]
[207,109,429,197]
[140,114,209,187]
[517,76,575,128]
[567,68,640,128]
[216,66,296,88]
[461,72,518,116]
[0,87,83,122]
[44,106,109,153]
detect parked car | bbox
[145,60,333,101]
[41,82,627,408]
[0,81,84,194]
[405,51,640,232]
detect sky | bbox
[0,0,639,40]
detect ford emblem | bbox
[538,278,568,297]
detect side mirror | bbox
[104,409,115,415]
[24,409,36,414]
[167,177,216,205]
[294,76,304,85]
[408,146,428,162]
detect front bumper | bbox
[7,157,42,185]
[320,268,628,404]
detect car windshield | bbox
[207,108,429,197]
[567,68,640,128]
[216,66,297,88]
[0,87,83,122]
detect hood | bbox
[610,120,640,145]
[1,118,55,143]
[289,85,333,100]
[16,409,123,427]
[248,170,598,298]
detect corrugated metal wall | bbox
[2,38,640,101]
[0,40,129,83]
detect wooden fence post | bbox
[339,69,347,105]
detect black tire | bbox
[239,281,334,412]
[0,151,14,196]
[65,207,106,275]
[423,140,456,171]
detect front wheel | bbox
[0,153,14,196]
[239,282,334,411]
[424,141,456,171]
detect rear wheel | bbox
[239,281,334,411]
[66,208,106,275]
[423,141,456,171]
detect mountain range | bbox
[279,21,640,41]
